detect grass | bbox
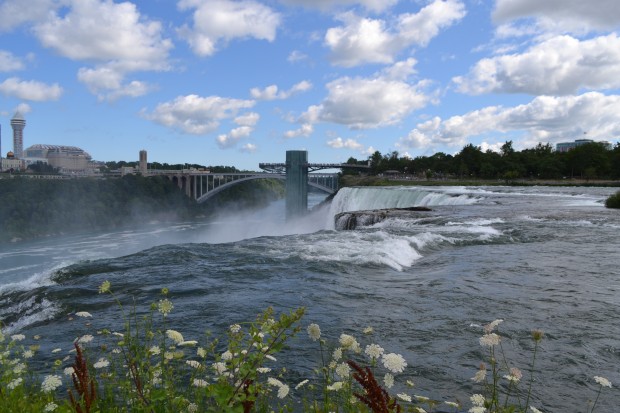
[605,191,620,208]
[0,282,613,412]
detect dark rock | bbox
[334,207,432,230]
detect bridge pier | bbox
[286,150,308,220]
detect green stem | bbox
[524,340,539,411]
[589,386,602,413]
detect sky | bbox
[1,0,619,171]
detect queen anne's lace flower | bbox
[8,378,23,390]
[193,378,208,388]
[166,329,184,344]
[229,324,241,333]
[483,319,503,333]
[470,394,485,406]
[77,334,94,344]
[186,360,201,369]
[295,379,309,390]
[277,384,289,399]
[397,393,412,402]
[594,376,612,388]
[383,373,394,388]
[327,381,343,391]
[307,323,321,341]
[382,353,407,373]
[365,343,384,360]
[157,299,173,316]
[98,281,111,294]
[93,358,109,369]
[41,375,62,392]
[11,334,25,341]
[44,402,58,412]
[335,362,350,378]
[479,333,500,347]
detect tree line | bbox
[345,141,620,180]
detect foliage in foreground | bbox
[605,191,620,208]
[0,283,613,413]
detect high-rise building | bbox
[11,111,26,159]
[139,150,147,175]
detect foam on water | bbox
[0,297,59,334]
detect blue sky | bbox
[1,0,619,171]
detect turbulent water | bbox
[1,186,618,412]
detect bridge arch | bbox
[194,174,336,204]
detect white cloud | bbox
[30,0,172,100]
[178,0,280,57]
[325,13,397,67]
[326,137,365,151]
[34,0,172,69]
[287,50,308,63]
[278,0,398,13]
[325,1,466,67]
[493,0,620,34]
[143,94,255,135]
[454,34,620,95]
[0,77,63,101]
[250,81,312,100]
[240,143,257,153]
[284,123,313,138]
[217,126,254,148]
[396,92,620,151]
[306,62,430,130]
[0,50,25,71]
[234,112,260,126]
[0,0,57,32]
[16,103,32,115]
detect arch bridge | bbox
[150,150,367,219]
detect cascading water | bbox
[326,186,479,229]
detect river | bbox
[0,185,618,412]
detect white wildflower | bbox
[186,360,201,369]
[483,319,503,333]
[157,299,173,316]
[472,366,487,383]
[221,350,233,360]
[77,334,94,344]
[93,358,110,369]
[187,402,198,413]
[213,362,227,375]
[332,347,342,361]
[504,367,522,382]
[445,401,460,408]
[277,384,289,399]
[98,280,111,293]
[52,348,62,353]
[149,346,161,355]
[41,375,62,392]
[75,311,92,318]
[363,326,374,334]
[229,324,241,333]
[166,329,184,344]
[197,347,207,358]
[178,340,197,346]
[594,376,612,388]
[64,367,74,376]
[327,381,343,391]
[470,394,485,406]
[530,407,543,413]
[382,353,407,373]
[295,379,309,390]
[415,395,430,402]
[397,393,412,402]
[8,378,23,389]
[365,343,384,360]
[11,334,25,341]
[307,323,321,341]
[44,402,58,412]
[415,408,428,413]
[265,354,277,362]
[23,350,34,359]
[383,373,394,388]
[13,363,26,374]
[335,362,350,378]
[193,378,208,387]
[257,367,271,373]
[479,333,500,347]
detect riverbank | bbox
[339,175,620,188]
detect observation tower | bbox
[11,111,26,159]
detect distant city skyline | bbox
[1,0,619,171]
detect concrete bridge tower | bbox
[285,150,308,220]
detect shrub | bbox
[605,191,620,208]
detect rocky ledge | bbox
[334,207,432,230]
